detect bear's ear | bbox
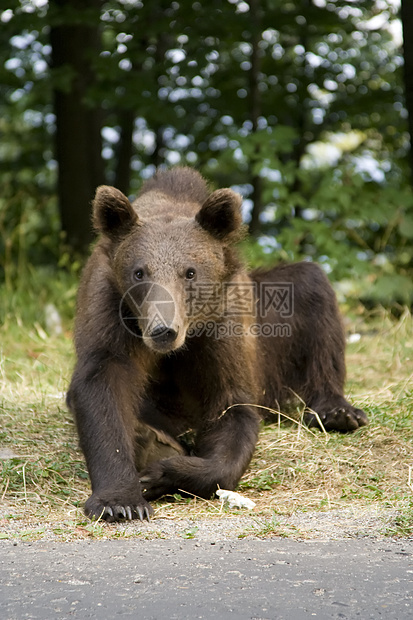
[92,186,138,239]
[195,189,243,241]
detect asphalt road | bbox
[1,538,412,619]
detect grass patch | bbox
[1,273,412,540]
[383,499,413,538]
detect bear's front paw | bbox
[305,405,368,432]
[84,492,153,522]
[140,462,176,501]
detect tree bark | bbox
[50,0,105,254]
[248,0,263,236]
[114,110,135,195]
[401,0,413,185]
[151,30,172,169]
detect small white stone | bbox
[216,489,256,510]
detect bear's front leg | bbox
[84,487,152,523]
[67,354,153,522]
[139,403,260,500]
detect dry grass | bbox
[1,301,412,541]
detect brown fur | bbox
[67,167,367,522]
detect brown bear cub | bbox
[67,167,367,522]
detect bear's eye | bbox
[134,269,144,281]
[185,268,196,280]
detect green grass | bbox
[1,271,412,540]
[383,499,413,537]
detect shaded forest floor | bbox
[1,282,412,541]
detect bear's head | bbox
[92,171,245,353]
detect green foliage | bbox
[0,176,60,285]
[0,264,79,327]
[238,137,413,302]
[181,526,199,539]
[385,500,413,538]
[0,2,57,278]
[0,0,411,305]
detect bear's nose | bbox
[150,325,178,346]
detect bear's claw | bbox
[84,493,153,522]
[305,404,368,432]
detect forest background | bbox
[1,0,413,315]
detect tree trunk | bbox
[290,0,311,222]
[401,0,413,185]
[151,31,172,169]
[248,0,263,236]
[114,110,135,195]
[50,0,105,254]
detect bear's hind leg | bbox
[304,394,368,432]
[270,262,368,432]
[134,424,188,471]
